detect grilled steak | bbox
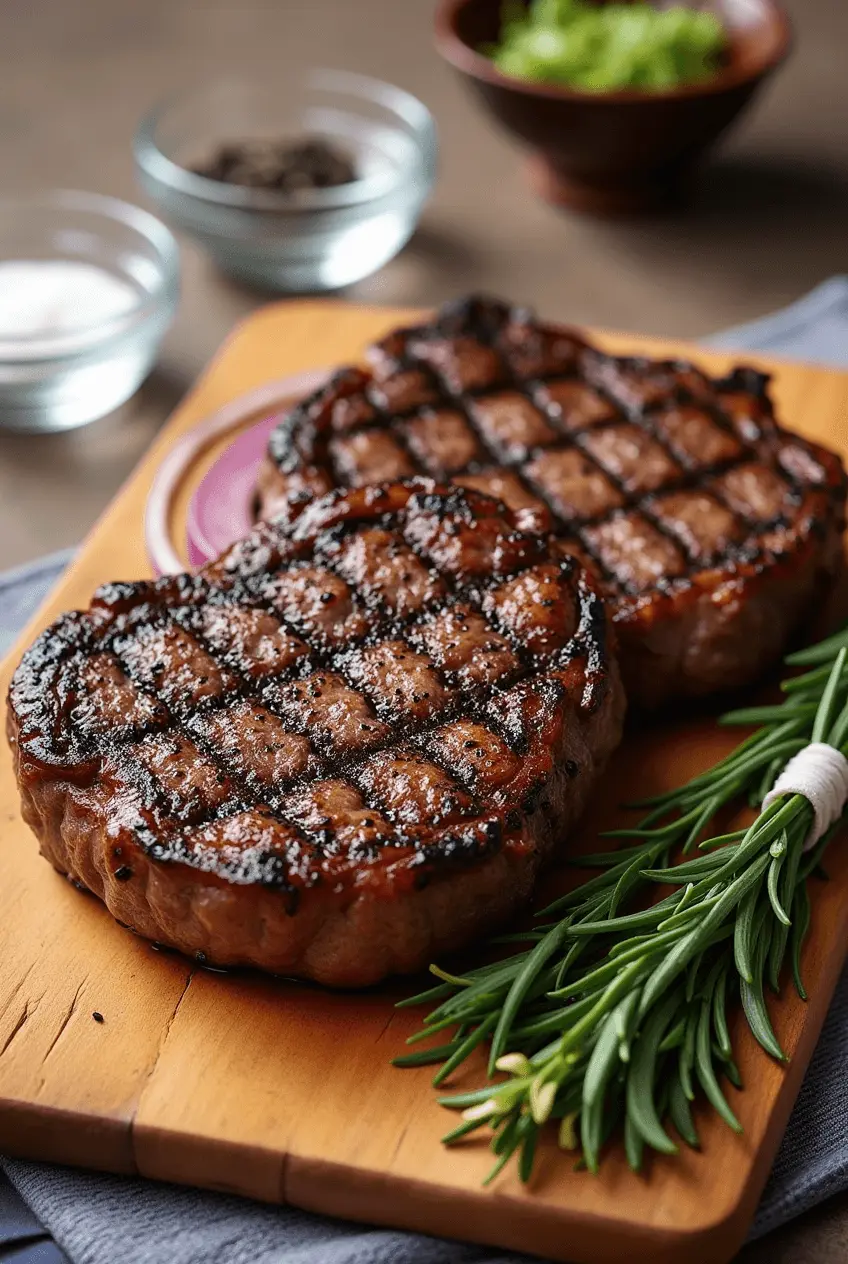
[258,296,847,708]
[7,482,624,986]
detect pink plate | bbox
[145,368,329,576]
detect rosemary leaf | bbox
[720,702,818,726]
[442,1116,490,1146]
[392,1042,462,1068]
[658,1016,687,1053]
[669,1069,699,1149]
[396,981,456,1009]
[679,1009,698,1102]
[437,1085,501,1110]
[624,1111,645,1172]
[433,1014,498,1087]
[609,852,653,917]
[625,992,680,1154]
[767,848,790,926]
[812,648,848,742]
[791,882,812,1001]
[782,661,840,694]
[642,852,727,884]
[518,1118,539,1183]
[739,904,786,1061]
[734,884,760,984]
[584,1011,625,1111]
[723,1057,743,1090]
[491,1112,521,1157]
[712,963,732,1059]
[785,626,848,666]
[695,993,742,1133]
[488,921,570,1073]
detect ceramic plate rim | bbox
[144,366,330,575]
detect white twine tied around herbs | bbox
[763,741,848,851]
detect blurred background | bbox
[0,0,844,567]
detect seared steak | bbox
[258,297,847,708]
[8,483,624,986]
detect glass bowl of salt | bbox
[0,190,179,432]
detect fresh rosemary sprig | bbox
[394,628,848,1182]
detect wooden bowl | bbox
[434,0,792,214]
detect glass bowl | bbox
[133,70,437,292]
[0,191,179,433]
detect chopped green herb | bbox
[486,0,727,92]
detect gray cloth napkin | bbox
[3,278,848,1264]
[703,275,848,366]
[0,548,76,659]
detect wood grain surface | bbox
[2,301,848,1264]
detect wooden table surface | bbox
[1,1,847,1259]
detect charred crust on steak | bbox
[8,482,619,910]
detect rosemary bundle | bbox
[394,626,848,1182]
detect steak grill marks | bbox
[11,487,611,903]
[265,296,840,599]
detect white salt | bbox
[0,260,138,348]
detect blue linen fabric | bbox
[2,279,848,1263]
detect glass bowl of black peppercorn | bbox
[133,71,437,292]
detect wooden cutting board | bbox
[2,301,848,1264]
